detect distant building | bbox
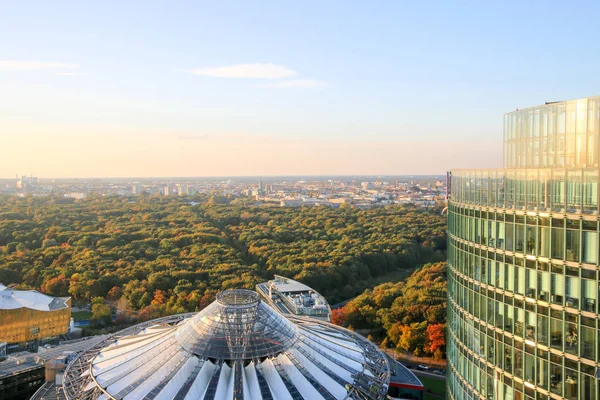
[163,184,171,196]
[64,192,86,200]
[256,275,332,321]
[329,198,351,205]
[147,187,162,195]
[0,285,71,353]
[16,175,38,190]
[361,182,375,190]
[3,336,106,400]
[132,184,141,195]
[280,199,304,207]
[0,356,46,400]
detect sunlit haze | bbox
[2,1,600,178]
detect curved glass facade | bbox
[448,97,600,400]
[504,97,600,169]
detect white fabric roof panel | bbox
[296,331,364,371]
[93,333,177,376]
[304,328,364,353]
[288,348,347,398]
[245,361,265,400]
[123,350,188,399]
[65,288,392,400]
[258,358,293,400]
[184,360,216,400]
[104,345,179,394]
[213,362,232,400]
[293,343,353,382]
[241,362,253,400]
[0,287,69,311]
[154,356,199,400]
[277,353,323,400]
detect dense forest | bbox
[332,262,447,359]
[0,195,446,322]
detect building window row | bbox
[448,235,599,314]
[448,263,599,361]
[448,205,600,264]
[448,295,598,399]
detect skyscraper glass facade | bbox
[448,96,600,400]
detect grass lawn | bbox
[72,310,92,321]
[420,376,446,399]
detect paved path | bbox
[383,349,447,368]
[383,348,447,383]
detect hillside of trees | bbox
[0,195,446,322]
[332,262,447,359]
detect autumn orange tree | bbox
[424,323,446,360]
[333,262,447,359]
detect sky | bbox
[2,1,600,178]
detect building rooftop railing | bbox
[450,167,600,214]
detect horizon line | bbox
[0,173,447,180]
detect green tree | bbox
[91,301,112,327]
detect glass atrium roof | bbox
[175,289,298,361]
[63,289,391,400]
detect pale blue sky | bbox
[2,1,600,177]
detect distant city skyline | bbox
[3,173,446,212]
[2,1,600,177]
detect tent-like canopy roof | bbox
[0,284,69,311]
[63,289,390,400]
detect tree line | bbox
[0,194,446,325]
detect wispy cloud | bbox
[0,60,79,71]
[257,79,328,88]
[56,72,91,76]
[183,63,296,79]
[177,135,212,141]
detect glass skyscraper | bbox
[447,96,600,400]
